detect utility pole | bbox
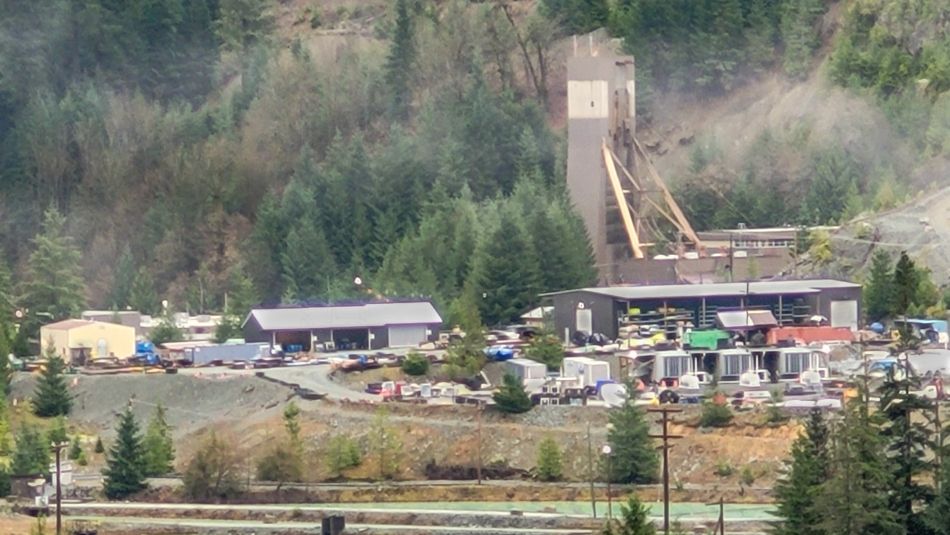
[706,497,725,535]
[587,422,597,519]
[648,407,683,535]
[728,232,734,282]
[476,405,483,485]
[602,445,613,520]
[51,441,68,535]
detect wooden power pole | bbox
[51,441,68,535]
[647,407,683,535]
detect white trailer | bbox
[561,356,610,388]
[505,358,548,382]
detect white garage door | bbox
[388,325,428,348]
[830,300,858,330]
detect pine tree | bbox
[21,206,84,322]
[609,494,656,535]
[95,436,105,454]
[12,424,50,475]
[878,373,935,533]
[816,389,900,534]
[864,250,894,321]
[103,407,147,500]
[281,217,336,302]
[493,373,533,414]
[111,245,135,309]
[129,266,159,315]
[894,251,919,316]
[470,211,541,326]
[773,408,830,535]
[33,347,71,417]
[607,396,659,484]
[536,436,562,481]
[384,0,415,121]
[142,404,175,477]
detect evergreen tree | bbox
[102,407,147,500]
[470,211,541,326]
[774,408,830,535]
[878,373,935,533]
[384,0,415,121]
[894,251,919,316]
[0,397,12,456]
[780,0,826,79]
[864,250,894,321]
[493,373,532,414]
[281,217,336,302]
[21,207,84,322]
[925,453,950,534]
[0,351,12,397]
[33,348,71,417]
[142,404,175,477]
[68,438,82,461]
[12,424,50,475]
[607,396,659,484]
[524,332,564,370]
[149,311,183,346]
[368,408,402,480]
[111,244,135,309]
[536,435,562,481]
[606,494,656,535]
[745,0,777,70]
[129,266,159,315]
[325,435,361,479]
[816,390,900,535]
[95,436,104,454]
[47,416,68,444]
[0,257,15,317]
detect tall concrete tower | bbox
[566,55,637,281]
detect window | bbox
[663,356,691,378]
[783,352,810,374]
[721,353,751,376]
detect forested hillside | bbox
[0,0,947,342]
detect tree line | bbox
[0,0,594,338]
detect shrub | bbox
[535,436,562,481]
[740,465,757,486]
[401,352,430,376]
[182,433,242,501]
[492,374,532,414]
[714,461,735,478]
[699,396,734,428]
[325,435,362,478]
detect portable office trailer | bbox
[505,358,548,382]
[750,347,828,382]
[561,356,610,388]
[632,350,709,387]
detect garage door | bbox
[830,300,858,330]
[388,325,428,348]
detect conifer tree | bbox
[816,389,899,534]
[384,0,415,121]
[470,211,541,326]
[864,250,894,321]
[606,394,658,484]
[21,207,84,322]
[142,404,175,477]
[608,494,656,535]
[0,397,12,457]
[111,245,135,309]
[0,351,12,397]
[536,436,562,481]
[894,251,919,315]
[33,346,71,417]
[878,373,935,533]
[95,436,104,454]
[281,218,336,302]
[47,416,67,444]
[773,408,830,535]
[103,407,147,499]
[12,424,49,475]
[493,374,532,414]
[368,408,402,480]
[129,266,159,315]
[925,455,950,534]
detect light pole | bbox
[601,445,613,520]
[51,441,68,535]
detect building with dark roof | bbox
[542,279,861,341]
[243,301,443,351]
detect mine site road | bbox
[66,516,592,534]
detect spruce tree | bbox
[816,389,900,534]
[281,217,336,302]
[493,374,532,414]
[864,249,894,321]
[384,0,415,121]
[470,211,541,326]
[142,404,175,477]
[925,455,950,534]
[893,251,919,315]
[103,407,147,500]
[0,351,12,397]
[129,266,159,315]
[12,425,49,475]
[606,395,659,484]
[21,207,85,322]
[878,373,935,533]
[536,436,563,481]
[773,408,830,535]
[610,494,656,535]
[111,245,135,309]
[33,348,71,417]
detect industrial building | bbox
[542,279,861,341]
[40,319,136,363]
[243,301,443,351]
